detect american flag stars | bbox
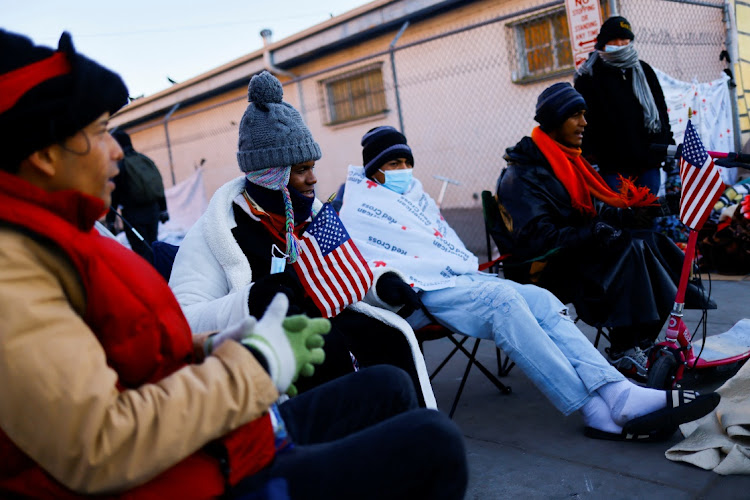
[307,205,350,256]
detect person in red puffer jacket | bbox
[0,29,468,500]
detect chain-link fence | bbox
[129,0,731,255]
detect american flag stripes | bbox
[293,203,374,318]
[679,120,726,231]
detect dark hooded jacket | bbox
[574,57,673,178]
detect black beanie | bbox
[361,126,414,178]
[595,16,634,50]
[0,30,129,171]
[534,82,587,132]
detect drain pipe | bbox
[723,1,742,152]
[607,0,618,16]
[389,21,409,134]
[260,29,307,121]
[163,102,180,186]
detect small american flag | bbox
[293,203,374,318]
[679,120,726,231]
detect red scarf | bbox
[531,126,658,216]
[242,190,306,242]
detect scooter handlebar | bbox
[713,151,750,166]
[650,143,750,167]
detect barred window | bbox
[322,65,387,125]
[510,1,610,82]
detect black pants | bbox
[335,309,424,405]
[230,366,468,500]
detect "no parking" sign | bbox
[565,0,603,69]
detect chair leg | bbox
[447,336,511,394]
[449,338,481,418]
[576,315,611,351]
[594,327,611,349]
[495,347,515,377]
[443,336,512,419]
[429,336,469,381]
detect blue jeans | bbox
[409,274,625,415]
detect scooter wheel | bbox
[647,354,678,389]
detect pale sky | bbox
[2,0,374,98]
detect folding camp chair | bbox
[413,194,519,418]
[415,316,513,419]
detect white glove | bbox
[204,317,258,355]
[241,294,297,393]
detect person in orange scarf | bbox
[495,82,714,380]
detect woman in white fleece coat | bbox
[169,71,435,407]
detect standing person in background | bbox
[574,16,673,195]
[106,129,169,260]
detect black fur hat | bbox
[0,30,129,171]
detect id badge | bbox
[270,244,287,274]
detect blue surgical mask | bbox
[604,44,627,53]
[379,168,413,194]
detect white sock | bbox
[581,395,622,434]
[598,381,667,426]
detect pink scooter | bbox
[646,148,750,389]
[646,228,750,389]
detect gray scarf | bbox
[576,44,661,133]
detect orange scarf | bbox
[531,126,658,216]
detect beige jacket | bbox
[0,227,279,494]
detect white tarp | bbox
[158,167,208,245]
[655,70,737,186]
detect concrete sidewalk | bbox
[420,276,750,499]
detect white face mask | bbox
[604,44,628,53]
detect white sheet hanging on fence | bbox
[158,167,209,245]
[655,70,737,186]
[339,165,478,291]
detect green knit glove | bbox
[241,294,329,394]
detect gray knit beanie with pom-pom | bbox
[236,70,321,172]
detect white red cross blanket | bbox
[339,165,478,291]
